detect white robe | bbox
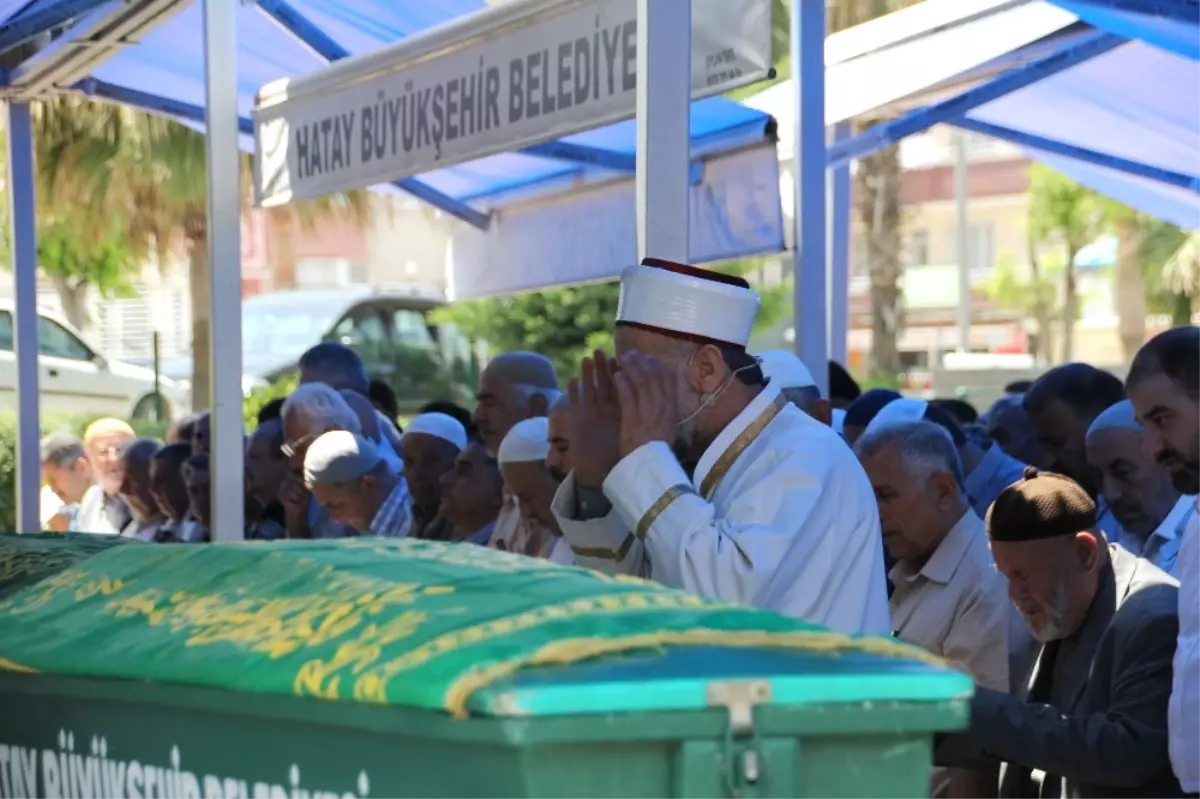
[551,379,891,635]
[1169,500,1199,792]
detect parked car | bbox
[0,301,188,421]
[154,286,478,413]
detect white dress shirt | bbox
[551,379,891,635]
[1169,498,1199,792]
[1142,494,1193,577]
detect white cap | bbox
[403,412,468,451]
[863,397,928,437]
[304,430,383,488]
[616,258,760,348]
[757,350,816,390]
[498,417,550,464]
[1086,400,1139,438]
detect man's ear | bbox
[811,398,833,427]
[527,392,549,417]
[1074,531,1103,572]
[691,344,727,394]
[931,470,959,511]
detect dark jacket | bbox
[937,545,1184,798]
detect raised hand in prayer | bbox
[279,472,312,539]
[567,349,622,488]
[613,351,679,458]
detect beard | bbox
[1022,580,1073,643]
[671,371,706,466]
[1158,445,1200,496]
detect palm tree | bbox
[30,98,371,410]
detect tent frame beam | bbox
[827,30,1126,168]
[1065,0,1200,24]
[0,0,112,55]
[952,116,1200,190]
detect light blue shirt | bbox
[964,444,1028,518]
[1140,495,1193,577]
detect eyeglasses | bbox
[280,434,315,459]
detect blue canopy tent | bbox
[747,0,1199,363]
[0,0,783,536]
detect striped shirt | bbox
[371,479,413,538]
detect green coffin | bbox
[0,532,137,600]
[0,539,973,798]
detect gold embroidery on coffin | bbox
[698,394,787,500]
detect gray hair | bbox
[39,432,85,468]
[281,383,362,435]
[855,419,967,491]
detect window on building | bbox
[967,223,994,271]
[39,318,94,361]
[907,229,930,267]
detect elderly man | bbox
[118,439,172,541]
[76,419,135,534]
[552,257,889,634]
[472,351,562,556]
[936,467,1184,797]
[497,418,572,563]
[299,343,404,470]
[857,419,1026,797]
[985,394,1046,469]
[1086,399,1189,574]
[546,394,572,482]
[757,349,832,425]
[865,396,1028,519]
[303,430,411,537]
[1024,363,1127,538]
[400,412,468,540]
[1126,326,1199,795]
[39,433,93,531]
[439,441,505,545]
[280,383,379,538]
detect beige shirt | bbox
[488,489,572,563]
[889,509,1019,693]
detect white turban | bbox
[1086,400,1139,438]
[864,397,928,437]
[304,430,383,488]
[757,350,816,390]
[403,412,468,451]
[498,417,550,464]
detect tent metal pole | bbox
[827,120,851,368]
[954,129,971,353]
[635,0,690,263]
[5,101,41,534]
[792,0,828,396]
[202,0,244,542]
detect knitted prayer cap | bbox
[986,465,1097,542]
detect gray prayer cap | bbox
[303,430,383,488]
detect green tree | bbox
[985,248,1060,363]
[1027,164,1106,362]
[26,99,373,410]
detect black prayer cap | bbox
[986,465,1096,542]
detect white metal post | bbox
[202,0,244,541]
[828,120,851,368]
[955,129,971,353]
[635,0,690,263]
[792,0,828,396]
[6,102,40,533]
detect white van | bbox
[0,300,188,421]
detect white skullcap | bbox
[757,350,816,390]
[832,408,847,436]
[617,258,760,348]
[403,412,468,451]
[498,417,550,464]
[1086,400,1140,438]
[863,397,928,437]
[304,430,383,488]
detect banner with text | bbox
[253,0,773,207]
